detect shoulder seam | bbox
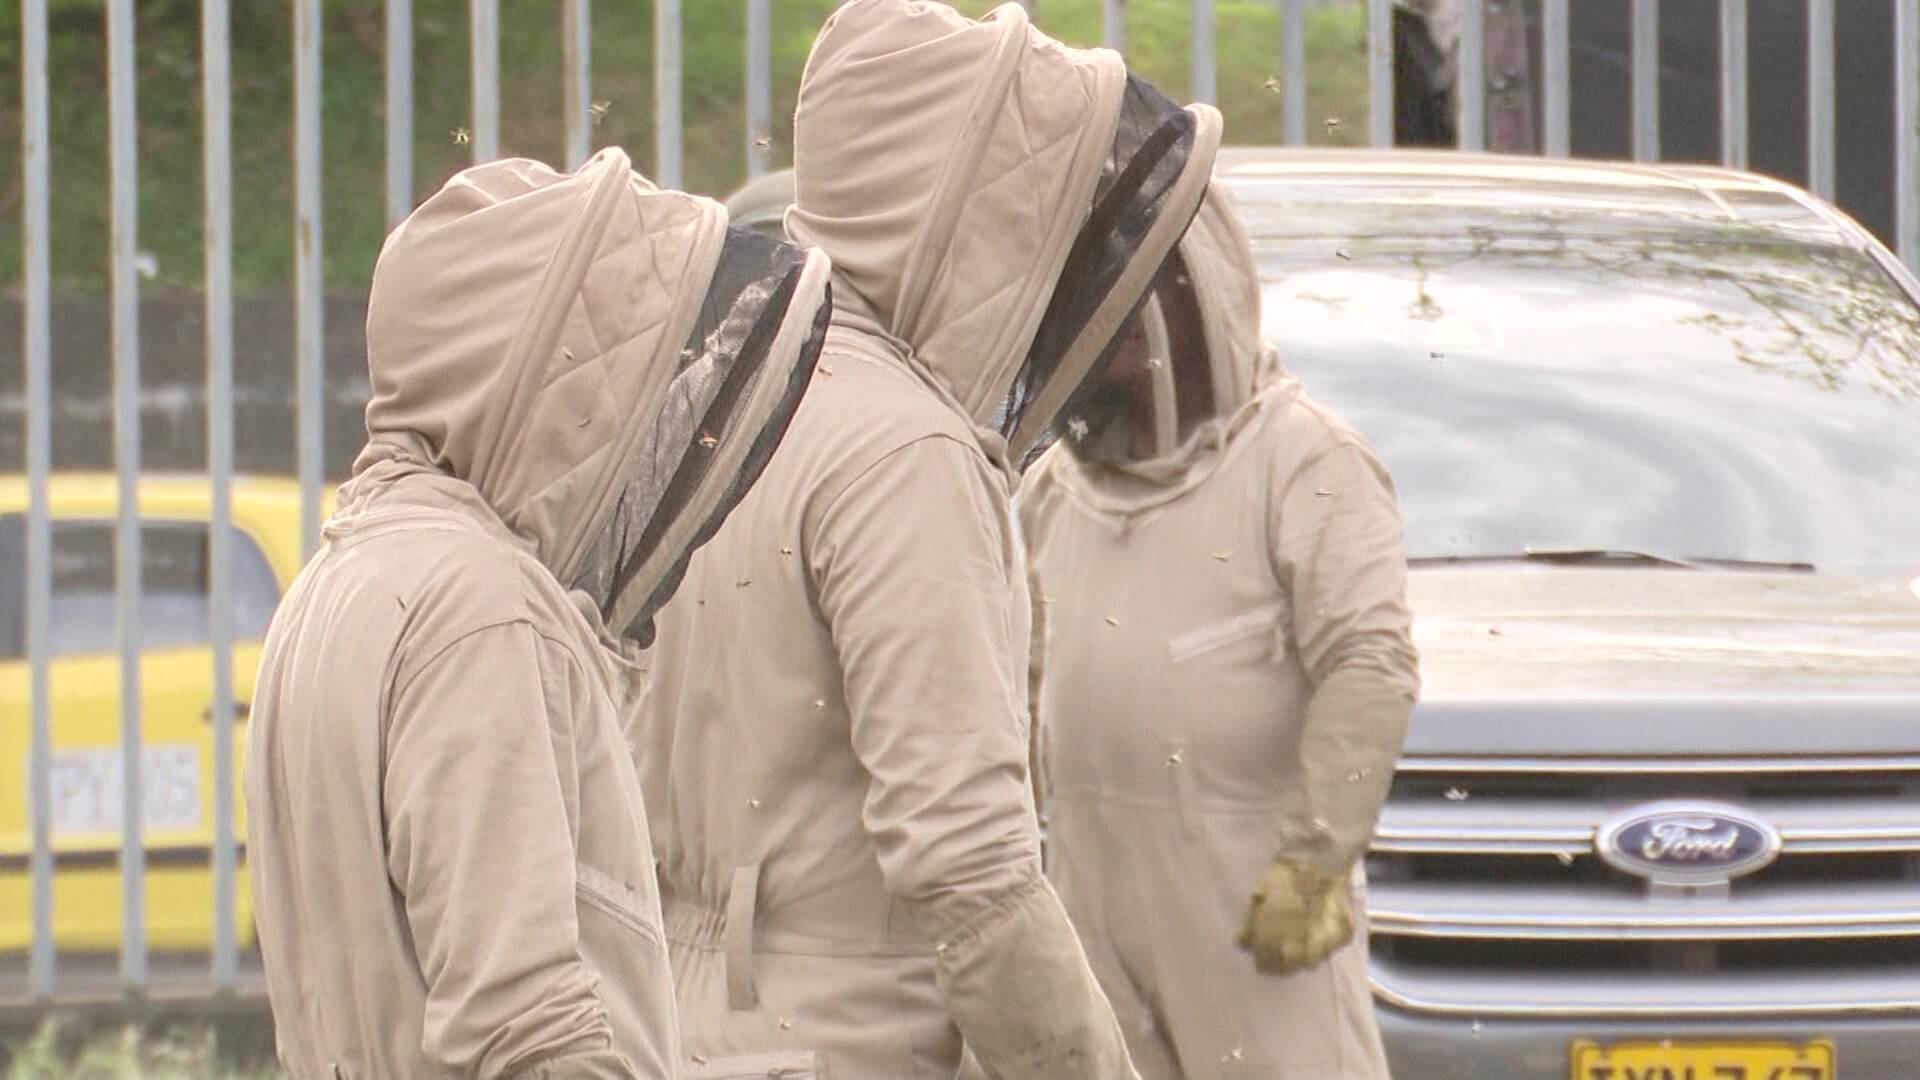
[813,431,989,543]
[390,617,536,705]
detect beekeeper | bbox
[245,148,832,1080]
[1019,186,1420,1079]
[628,2,1220,1078]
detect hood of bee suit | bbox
[353,147,833,642]
[785,0,1221,465]
[1042,183,1299,504]
[1174,181,1283,429]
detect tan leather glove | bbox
[928,875,1140,1080]
[1238,666,1413,976]
[1235,858,1353,975]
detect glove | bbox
[1235,858,1353,975]
[1236,666,1412,977]
[1290,665,1414,877]
[928,875,1140,1080]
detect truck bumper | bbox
[1379,1003,1920,1080]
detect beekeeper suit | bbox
[245,148,831,1080]
[629,3,1220,1079]
[1019,187,1419,1079]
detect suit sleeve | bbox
[817,438,1136,1080]
[383,622,631,1077]
[811,436,1044,936]
[1274,441,1420,692]
[1272,440,1420,872]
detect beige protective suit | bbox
[245,149,831,1080]
[629,4,1220,1079]
[1019,188,1420,1079]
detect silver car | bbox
[1220,147,1920,1080]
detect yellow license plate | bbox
[1570,1039,1835,1080]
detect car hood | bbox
[1409,567,1920,699]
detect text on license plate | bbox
[1570,1039,1835,1080]
[34,746,203,836]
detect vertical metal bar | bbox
[1720,0,1749,169]
[565,0,592,169]
[1283,0,1307,146]
[470,0,499,162]
[746,0,770,179]
[1103,0,1125,54]
[203,0,239,989]
[108,0,147,991]
[1459,0,1487,151]
[1367,0,1393,146]
[21,0,56,1001]
[656,0,683,188]
[1192,0,1215,105]
[385,0,413,228]
[1542,0,1570,156]
[1806,0,1835,199]
[1900,0,1919,273]
[1631,0,1660,162]
[296,0,324,559]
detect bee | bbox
[590,100,611,126]
[452,127,471,145]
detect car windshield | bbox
[1243,205,1920,575]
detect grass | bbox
[3,1017,280,1080]
[0,0,1370,292]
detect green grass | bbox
[0,0,1370,292]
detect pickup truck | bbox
[1221,147,1920,1080]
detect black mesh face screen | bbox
[990,75,1200,456]
[616,285,827,649]
[570,227,828,644]
[1065,252,1213,467]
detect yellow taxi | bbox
[0,473,327,952]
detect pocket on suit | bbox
[685,1050,829,1079]
[575,863,679,1076]
[1167,602,1288,665]
[576,863,664,945]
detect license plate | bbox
[1570,1040,1835,1080]
[38,746,203,837]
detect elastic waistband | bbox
[662,863,932,1015]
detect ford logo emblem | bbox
[1595,801,1781,886]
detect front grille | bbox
[1366,756,1920,1017]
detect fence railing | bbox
[10,0,1920,1008]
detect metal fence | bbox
[10,0,1920,1009]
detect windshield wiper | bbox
[1409,548,1815,572]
